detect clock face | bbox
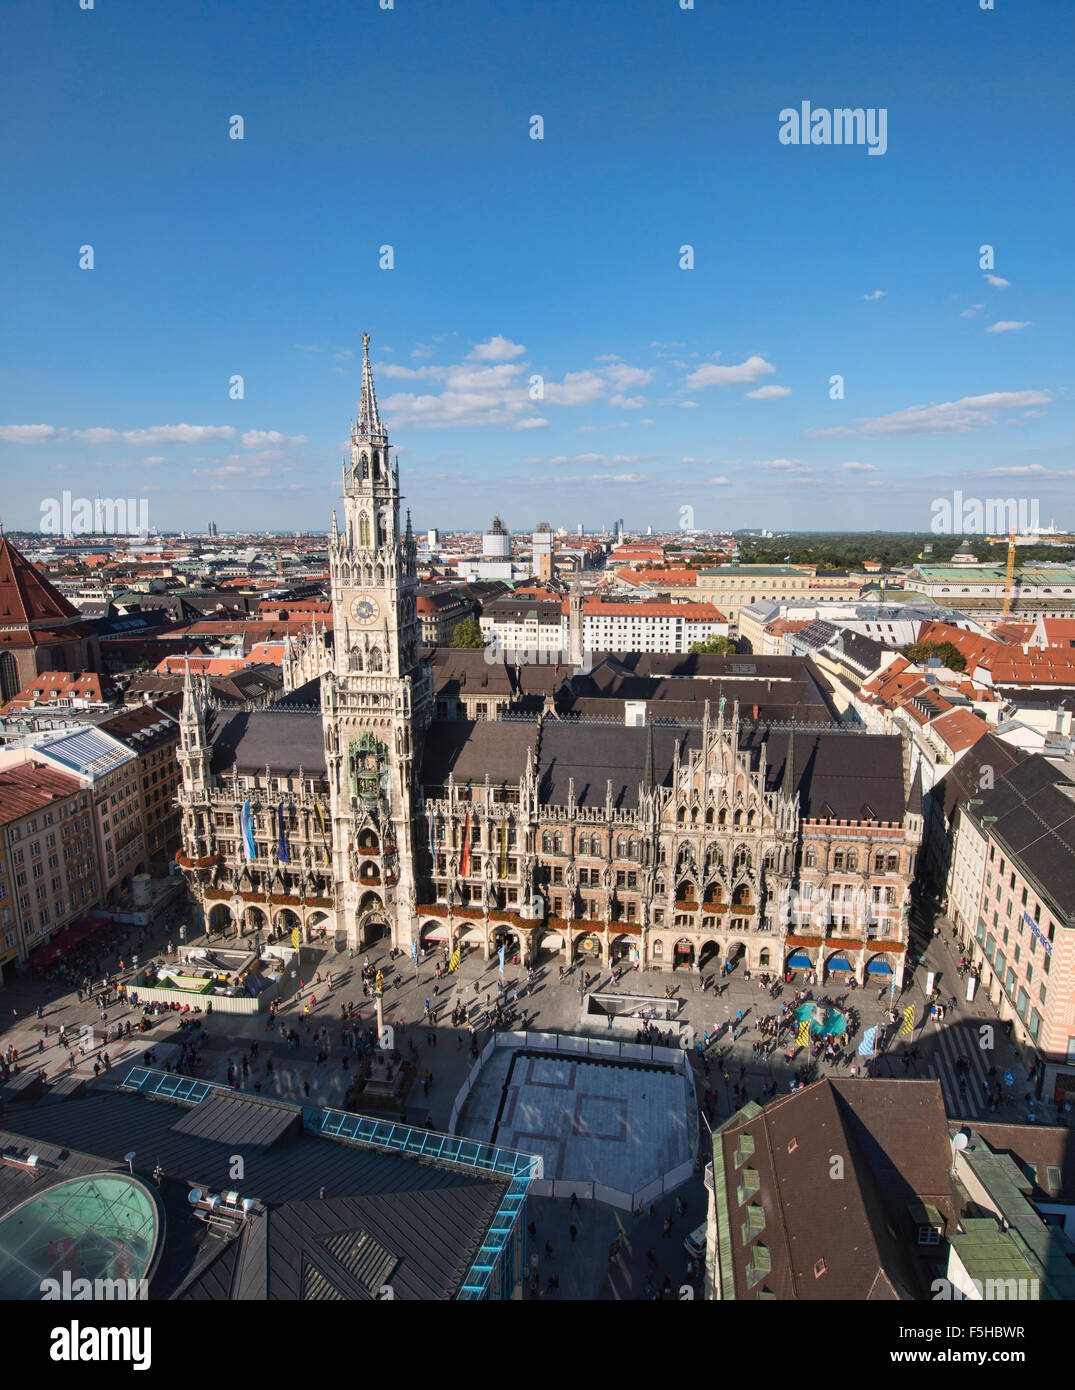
[350,595,379,625]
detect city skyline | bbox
[2,2,1072,533]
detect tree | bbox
[688,635,737,655]
[450,617,486,649]
[900,639,966,673]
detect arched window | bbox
[361,453,370,480]
[616,835,627,858]
[553,832,563,854]
[804,849,816,869]
[886,853,899,872]
[718,809,727,827]
[705,807,714,826]
[377,513,388,546]
[629,838,639,860]
[846,851,857,872]
[733,809,743,827]
[369,647,383,672]
[677,806,685,824]
[371,450,380,478]
[542,832,552,853]
[359,513,371,547]
[349,645,364,671]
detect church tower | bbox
[323,334,431,949]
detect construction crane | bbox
[1002,529,1016,615]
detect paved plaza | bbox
[458,1048,691,1194]
[0,890,1061,1298]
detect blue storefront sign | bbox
[1023,910,1052,956]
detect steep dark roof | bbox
[515,720,908,819]
[714,1079,952,1301]
[209,708,326,776]
[970,755,1075,920]
[420,720,536,786]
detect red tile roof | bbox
[0,538,94,652]
[0,670,115,714]
[929,707,990,754]
[0,762,84,823]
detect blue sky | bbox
[2,0,1072,535]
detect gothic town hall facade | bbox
[177,338,920,988]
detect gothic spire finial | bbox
[357,331,383,437]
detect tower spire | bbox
[782,715,796,797]
[357,331,383,438]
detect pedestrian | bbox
[570,1191,580,1211]
[569,1224,577,1242]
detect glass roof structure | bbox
[0,1173,163,1300]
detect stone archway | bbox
[699,939,721,970]
[673,937,696,970]
[207,903,233,936]
[274,907,302,941]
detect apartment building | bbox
[32,728,146,902]
[0,762,99,981]
[99,698,182,876]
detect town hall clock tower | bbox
[323,333,431,949]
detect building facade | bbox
[176,340,918,984]
[0,762,100,978]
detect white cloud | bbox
[754,458,808,472]
[679,401,700,409]
[241,429,308,447]
[859,390,1050,435]
[334,349,355,362]
[986,320,1032,334]
[746,385,791,400]
[74,424,238,445]
[803,425,855,439]
[610,394,646,409]
[984,274,1010,288]
[512,417,548,430]
[0,424,66,443]
[141,456,166,466]
[708,476,731,485]
[685,354,776,390]
[862,290,887,301]
[467,335,527,362]
[960,305,985,318]
[841,461,877,472]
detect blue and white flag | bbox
[498,943,505,976]
[412,940,419,967]
[276,804,290,864]
[858,1025,877,1057]
[240,799,257,861]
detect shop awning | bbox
[867,958,893,974]
[828,957,853,971]
[420,925,450,941]
[28,915,112,969]
[787,952,812,968]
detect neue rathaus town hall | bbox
[177,337,920,989]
